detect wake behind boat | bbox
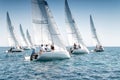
[29,0,70,61]
[90,15,104,52]
[65,0,89,54]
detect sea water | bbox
[0,47,120,80]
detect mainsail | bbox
[32,0,65,49]
[6,12,19,47]
[65,0,89,51]
[19,24,29,46]
[26,29,33,46]
[90,15,101,46]
[32,0,51,45]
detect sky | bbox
[0,0,120,47]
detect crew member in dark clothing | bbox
[30,48,38,61]
[51,45,55,51]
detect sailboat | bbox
[90,15,104,52]
[31,0,70,61]
[6,12,23,52]
[65,0,89,54]
[19,24,31,50]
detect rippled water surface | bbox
[0,47,120,80]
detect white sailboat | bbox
[90,15,104,52]
[65,0,89,54]
[31,0,70,61]
[19,24,31,50]
[6,12,23,52]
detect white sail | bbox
[32,0,51,45]
[44,0,66,49]
[6,12,19,47]
[32,0,65,49]
[19,24,29,46]
[26,29,33,46]
[90,15,101,46]
[65,0,89,52]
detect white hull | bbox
[36,50,70,61]
[66,46,89,54]
[72,49,88,54]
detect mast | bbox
[90,15,101,46]
[6,12,19,47]
[19,24,29,46]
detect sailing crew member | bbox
[39,44,44,54]
[51,44,55,51]
[70,47,73,53]
[99,45,104,51]
[30,48,38,61]
[8,47,13,52]
[73,43,77,49]
[44,44,51,52]
[78,45,81,49]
